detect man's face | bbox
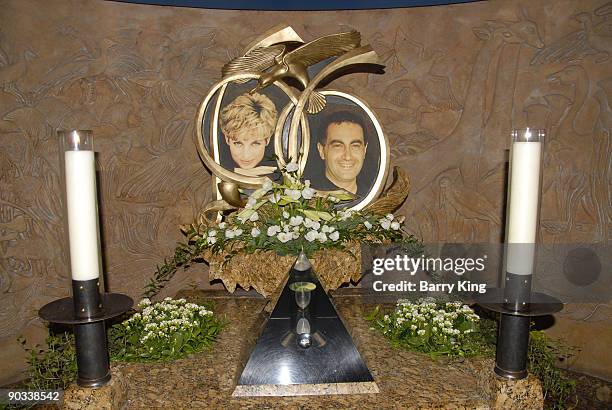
[317,121,367,186]
[225,127,270,170]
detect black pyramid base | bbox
[233,264,378,396]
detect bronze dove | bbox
[222,30,361,114]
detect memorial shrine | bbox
[0,0,610,409]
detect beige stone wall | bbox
[0,0,610,384]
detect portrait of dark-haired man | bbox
[305,107,381,204]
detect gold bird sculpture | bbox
[222,30,361,113]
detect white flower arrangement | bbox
[111,298,222,361]
[182,161,414,259]
[144,162,419,300]
[371,298,485,358]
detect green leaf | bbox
[332,192,354,201]
[299,209,321,221]
[173,333,184,351]
[278,196,299,205]
[364,306,380,321]
[236,208,255,221]
[318,211,333,221]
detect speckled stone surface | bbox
[61,369,127,410]
[105,291,542,409]
[471,361,544,410]
[232,381,379,397]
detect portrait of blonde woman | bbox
[220,92,278,177]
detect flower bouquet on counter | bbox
[144,163,416,302]
[366,298,493,359]
[110,297,222,362]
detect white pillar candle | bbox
[64,149,100,280]
[506,130,543,275]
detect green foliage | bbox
[143,240,206,299]
[367,299,496,359]
[192,174,408,260]
[109,298,224,362]
[143,163,418,299]
[528,331,578,410]
[368,303,578,408]
[15,298,223,400]
[4,334,78,409]
[17,332,77,391]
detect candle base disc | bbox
[475,289,563,316]
[39,293,133,324]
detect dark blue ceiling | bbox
[111,0,481,11]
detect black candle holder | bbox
[38,279,133,388]
[477,284,563,380]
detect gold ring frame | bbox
[273,102,310,172]
[194,26,389,210]
[195,73,304,189]
[195,78,388,209]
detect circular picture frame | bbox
[301,90,390,210]
[195,73,308,189]
[195,77,389,210]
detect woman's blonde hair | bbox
[220,92,277,140]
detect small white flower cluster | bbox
[224,227,244,239]
[281,177,316,202]
[379,213,401,231]
[282,187,316,201]
[125,298,213,345]
[383,298,479,344]
[205,229,217,245]
[264,213,341,244]
[338,209,354,221]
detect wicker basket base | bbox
[204,242,362,307]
